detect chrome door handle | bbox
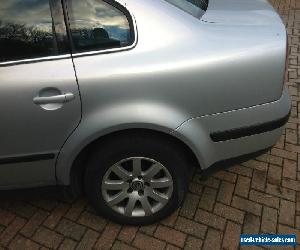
[33,93,75,105]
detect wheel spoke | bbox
[143,163,161,181]
[150,177,173,189]
[111,164,132,181]
[102,157,173,218]
[132,158,142,177]
[148,190,169,205]
[140,197,152,216]
[107,191,128,206]
[103,180,128,191]
[124,197,137,216]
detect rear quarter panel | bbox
[56,0,287,184]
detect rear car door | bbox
[0,0,81,189]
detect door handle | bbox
[33,93,75,105]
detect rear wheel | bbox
[84,133,188,225]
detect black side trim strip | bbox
[0,153,55,165]
[210,112,291,142]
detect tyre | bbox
[84,133,189,225]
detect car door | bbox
[0,0,81,189]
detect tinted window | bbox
[165,0,208,18]
[0,0,63,62]
[186,0,208,10]
[66,0,134,53]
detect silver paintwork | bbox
[173,87,291,169]
[0,59,81,188]
[0,0,291,189]
[102,157,173,217]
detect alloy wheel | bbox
[101,157,173,217]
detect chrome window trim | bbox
[0,54,72,67]
[69,0,138,59]
[0,1,137,67]
[71,19,138,58]
[0,0,70,67]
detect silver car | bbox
[0,0,290,224]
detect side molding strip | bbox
[0,153,55,165]
[210,111,290,142]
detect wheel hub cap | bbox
[130,179,144,191]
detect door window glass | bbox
[0,0,62,62]
[67,0,134,53]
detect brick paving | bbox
[0,0,300,249]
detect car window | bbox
[0,0,63,63]
[164,0,208,18]
[66,0,134,53]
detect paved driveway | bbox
[0,1,300,249]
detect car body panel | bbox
[173,87,291,169]
[0,0,290,189]
[0,160,55,190]
[0,59,81,188]
[55,0,288,185]
[72,0,286,118]
[202,0,283,26]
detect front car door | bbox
[0,0,81,189]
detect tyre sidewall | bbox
[84,136,188,225]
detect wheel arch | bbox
[65,128,200,196]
